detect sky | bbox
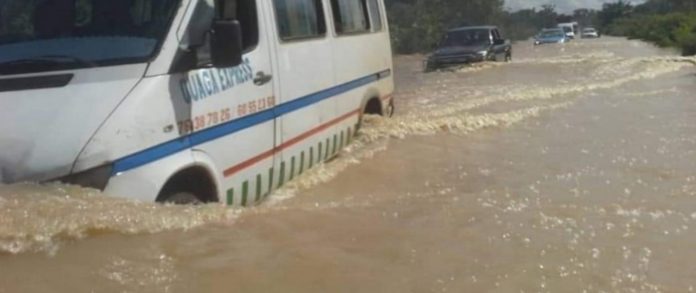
[505,0,646,13]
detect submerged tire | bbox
[505,53,512,62]
[424,60,437,72]
[162,192,202,205]
[385,101,395,118]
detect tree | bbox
[385,0,505,53]
[573,8,599,26]
[598,0,634,28]
[598,0,696,56]
[537,4,558,28]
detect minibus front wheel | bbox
[157,166,218,205]
[357,97,385,132]
[386,100,395,118]
[163,192,202,205]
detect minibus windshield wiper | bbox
[0,55,98,75]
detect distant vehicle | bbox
[425,26,512,72]
[581,27,600,38]
[558,22,579,39]
[534,28,570,45]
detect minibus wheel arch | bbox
[157,166,218,204]
[363,97,384,116]
[357,97,384,132]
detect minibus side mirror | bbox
[210,20,243,68]
[494,39,506,45]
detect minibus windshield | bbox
[0,0,180,75]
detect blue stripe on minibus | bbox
[112,69,391,174]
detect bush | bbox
[606,13,696,56]
[673,17,696,55]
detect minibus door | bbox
[265,0,337,189]
[188,0,277,206]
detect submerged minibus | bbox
[0,0,394,205]
[557,22,579,39]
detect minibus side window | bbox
[366,0,382,32]
[272,0,326,41]
[330,0,369,35]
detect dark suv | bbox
[425,26,512,72]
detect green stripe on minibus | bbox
[227,189,234,206]
[325,138,330,160]
[278,162,285,188]
[255,174,262,202]
[318,142,323,162]
[241,181,249,206]
[340,131,345,148]
[332,134,338,155]
[268,168,274,196]
[309,147,314,169]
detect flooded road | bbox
[2,37,696,292]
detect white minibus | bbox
[557,22,578,39]
[0,0,394,206]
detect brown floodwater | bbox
[1,37,696,292]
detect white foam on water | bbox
[263,102,573,206]
[0,183,238,255]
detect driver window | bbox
[182,0,258,58]
[218,0,258,52]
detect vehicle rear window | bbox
[330,0,370,34]
[273,0,326,41]
[442,29,490,47]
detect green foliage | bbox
[499,6,561,41]
[385,0,576,53]
[673,16,696,55]
[385,0,505,53]
[598,0,633,28]
[599,0,696,56]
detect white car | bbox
[582,28,600,38]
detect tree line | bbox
[598,0,695,55]
[3,0,692,56]
[385,0,696,56]
[385,0,598,53]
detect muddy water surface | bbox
[2,37,696,292]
